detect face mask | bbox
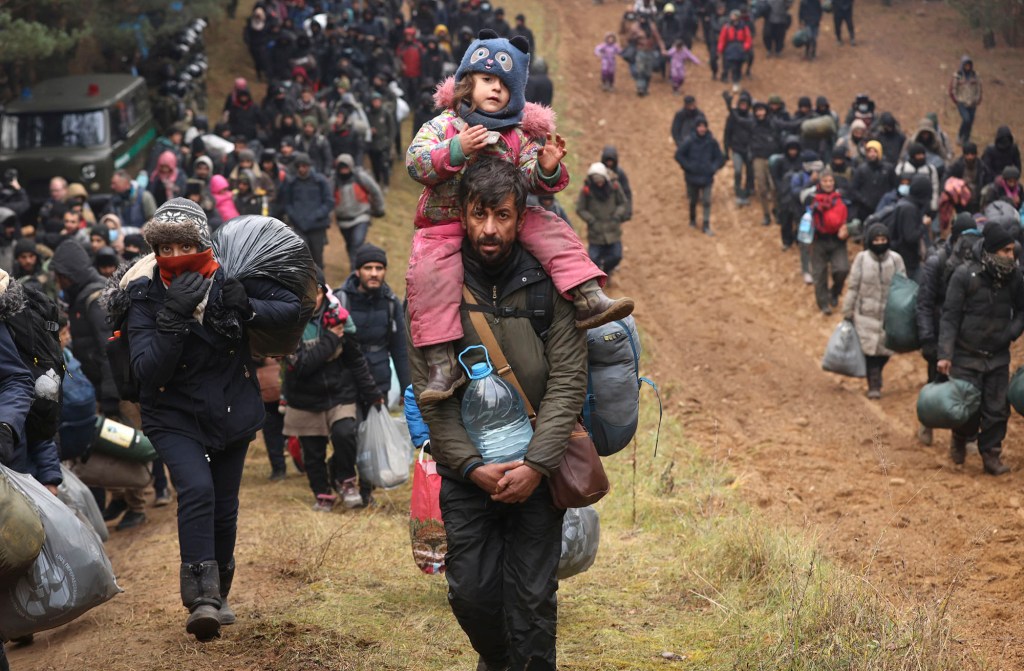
[108,229,118,243]
[869,242,890,255]
[898,184,910,197]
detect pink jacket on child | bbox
[403,77,601,348]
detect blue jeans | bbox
[588,242,623,275]
[957,103,977,143]
[150,431,250,564]
[339,220,369,273]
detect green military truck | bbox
[0,74,157,202]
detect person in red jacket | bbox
[809,168,850,314]
[396,27,425,101]
[717,10,752,87]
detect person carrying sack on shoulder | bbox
[408,159,588,671]
[104,198,301,641]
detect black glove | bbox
[920,340,938,362]
[371,208,386,218]
[164,271,210,318]
[0,422,15,465]
[222,278,252,318]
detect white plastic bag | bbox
[0,467,121,640]
[57,465,109,542]
[387,359,401,411]
[357,406,411,489]
[821,320,867,378]
[558,506,600,580]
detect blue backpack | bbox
[582,317,661,457]
[58,349,97,460]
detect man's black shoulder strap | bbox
[462,277,555,340]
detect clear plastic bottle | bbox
[458,345,534,464]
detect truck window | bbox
[111,86,152,144]
[1,110,107,151]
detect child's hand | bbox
[538,133,567,174]
[458,124,490,156]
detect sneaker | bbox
[802,272,813,285]
[689,220,697,229]
[268,469,287,482]
[153,489,172,507]
[702,225,715,237]
[762,216,771,226]
[102,498,128,522]
[866,389,881,400]
[821,306,833,316]
[340,479,363,509]
[116,510,147,531]
[312,493,337,513]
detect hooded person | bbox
[982,126,1022,180]
[916,212,980,446]
[938,221,1024,475]
[101,197,301,641]
[948,55,982,145]
[209,174,240,223]
[675,115,726,235]
[888,173,933,281]
[576,162,629,278]
[895,142,941,213]
[772,134,805,250]
[842,222,907,399]
[600,145,633,221]
[981,166,1024,210]
[233,170,263,216]
[405,29,632,403]
[49,240,120,416]
[149,150,188,208]
[332,153,386,271]
[871,111,905,165]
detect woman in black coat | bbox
[105,198,300,641]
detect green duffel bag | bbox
[883,274,920,353]
[1008,367,1024,416]
[801,115,837,142]
[917,379,981,429]
[90,416,157,463]
[0,466,45,585]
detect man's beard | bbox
[473,234,513,264]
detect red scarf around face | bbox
[156,248,220,286]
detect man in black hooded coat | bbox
[982,126,1022,183]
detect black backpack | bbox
[864,202,900,236]
[5,284,65,444]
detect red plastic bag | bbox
[287,436,305,473]
[409,449,446,575]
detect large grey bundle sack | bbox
[57,465,108,542]
[0,467,121,640]
[822,320,867,378]
[557,506,600,580]
[585,317,658,457]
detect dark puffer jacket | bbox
[282,303,381,412]
[851,158,897,216]
[916,234,979,345]
[110,260,301,448]
[982,126,1022,180]
[939,247,1024,370]
[339,274,411,397]
[50,241,119,408]
[676,129,726,186]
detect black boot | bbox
[218,559,236,626]
[949,435,967,465]
[180,561,222,641]
[982,451,1010,476]
[419,342,466,404]
[572,279,634,329]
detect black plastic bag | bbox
[212,216,317,356]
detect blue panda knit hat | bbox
[455,29,531,130]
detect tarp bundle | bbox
[883,274,920,353]
[917,379,981,429]
[212,216,317,356]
